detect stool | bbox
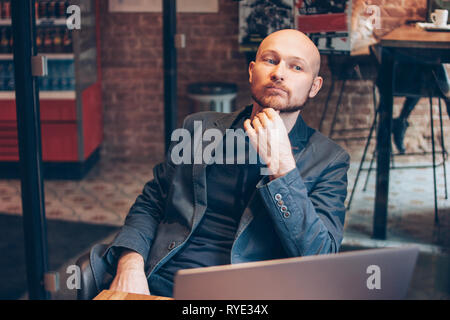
[347,54,449,225]
[319,50,379,142]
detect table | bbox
[374,25,450,239]
[94,289,173,300]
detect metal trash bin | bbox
[187,82,237,113]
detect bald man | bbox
[91,29,350,298]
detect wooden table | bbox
[373,25,450,239]
[94,289,173,300]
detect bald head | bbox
[256,29,321,77]
[248,29,324,113]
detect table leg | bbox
[373,47,394,240]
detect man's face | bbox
[249,31,321,112]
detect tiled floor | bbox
[345,160,450,249]
[0,160,155,226]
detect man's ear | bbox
[248,61,255,84]
[308,76,323,98]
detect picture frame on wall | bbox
[295,0,352,55]
[239,0,295,52]
[108,0,219,13]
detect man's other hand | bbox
[109,249,150,295]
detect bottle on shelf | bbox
[55,1,66,19]
[0,61,5,91]
[41,73,50,91]
[1,0,10,20]
[46,1,55,19]
[6,60,14,91]
[7,27,12,53]
[39,1,47,20]
[62,60,71,91]
[50,60,59,90]
[36,29,43,52]
[68,60,75,90]
[64,1,70,17]
[0,28,9,54]
[43,28,53,52]
[63,28,72,53]
[53,27,62,52]
[35,1,39,20]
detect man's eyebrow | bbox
[259,50,309,67]
[258,50,279,58]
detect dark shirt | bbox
[156,108,263,286]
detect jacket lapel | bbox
[191,106,251,228]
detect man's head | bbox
[248,29,323,113]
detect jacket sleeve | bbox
[256,149,350,257]
[103,156,175,268]
[102,112,204,269]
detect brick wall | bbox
[99,0,449,163]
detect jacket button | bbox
[168,241,176,250]
[277,200,284,207]
[280,205,287,212]
[283,211,291,218]
[275,193,282,201]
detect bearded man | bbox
[93,29,350,298]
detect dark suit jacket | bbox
[93,105,350,290]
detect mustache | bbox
[265,84,289,93]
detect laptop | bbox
[173,246,419,300]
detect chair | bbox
[347,47,448,224]
[75,243,113,300]
[318,49,379,140]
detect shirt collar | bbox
[288,112,309,151]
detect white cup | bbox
[431,9,448,27]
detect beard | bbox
[251,84,312,113]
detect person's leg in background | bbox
[432,63,450,118]
[392,64,450,154]
[393,97,420,154]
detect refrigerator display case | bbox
[0,0,102,179]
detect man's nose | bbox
[270,62,286,82]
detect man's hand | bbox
[109,249,150,295]
[244,108,296,179]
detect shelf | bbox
[0,18,67,26]
[0,53,74,60]
[0,91,76,100]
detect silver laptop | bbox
[173,246,419,300]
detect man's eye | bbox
[265,58,275,64]
[293,65,302,71]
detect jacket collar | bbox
[213,105,252,134]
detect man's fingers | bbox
[263,108,280,120]
[244,119,257,138]
[252,117,263,132]
[256,112,271,128]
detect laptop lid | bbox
[173,246,419,300]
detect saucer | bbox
[417,22,450,31]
